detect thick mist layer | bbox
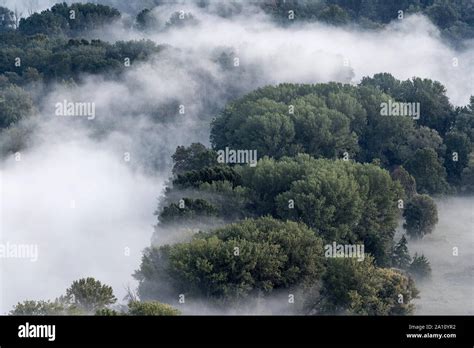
[97,4,474,106]
[0,128,163,313]
[408,197,474,315]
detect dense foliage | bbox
[136,217,326,302]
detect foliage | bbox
[136,8,160,31]
[158,198,219,224]
[391,166,417,198]
[0,7,15,32]
[316,257,418,315]
[18,3,121,36]
[409,253,432,280]
[444,131,471,185]
[392,235,411,269]
[0,34,164,85]
[128,301,180,316]
[172,143,218,175]
[165,11,199,29]
[10,299,79,315]
[237,155,402,265]
[173,165,241,189]
[0,84,34,128]
[65,277,117,313]
[95,308,121,316]
[403,194,439,239]
[404,148,449,194]
[135,217,325,302]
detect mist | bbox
[0,0,473,314]
[407,197,474,315]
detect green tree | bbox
[135,217,325,302]
[392,235,411,269]
[211,88,358,160]
[444,131,471,185]
[409,253,432,280]
[237,155,402,265]
[66,277,117,313]
[316,257,418,315]
[158,198,219,225]
[128,301,180,316]
[275,161,364,241]
[173,165,241,189]
[403,194,438,240]
[404,148,449,194]
[460,153,474,193]
[172,143,218,175]
[398,77,454,135]
[19,3,121,36]
[0,85,34,128]
[391,166,416,198]
[95,308,120,316]
[10,299,77,315]
[453,96,474,142]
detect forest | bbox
[1,0,472,316]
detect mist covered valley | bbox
[0,0,473,316]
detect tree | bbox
[460,153,474,193]
[136,8,159,31]
[360,73,400,96]
[318,4,350,25]
[158,198,219,225]
[165,12,198,29]
[128,301,180,316]
[172,143,218,175]
[391,166,416,198]
[19,3,121,36]
[0,85,34,128]
[0,7,15,32]
[409,253,432,280]
[398,77,454,135]
[392,235,411,269]
[95,308,120,316]
[173,166,241,189]
[211,87,358,160]
[403,195,438,240]
[315,257,418,315]
[135,217,325,302]
[444,131,471,185]
[10,299,77,315]
[237,155,402,265]
[404,148,449,194]
[453,97,474,143]
[66,277,117,313]
[275,161,364,241]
